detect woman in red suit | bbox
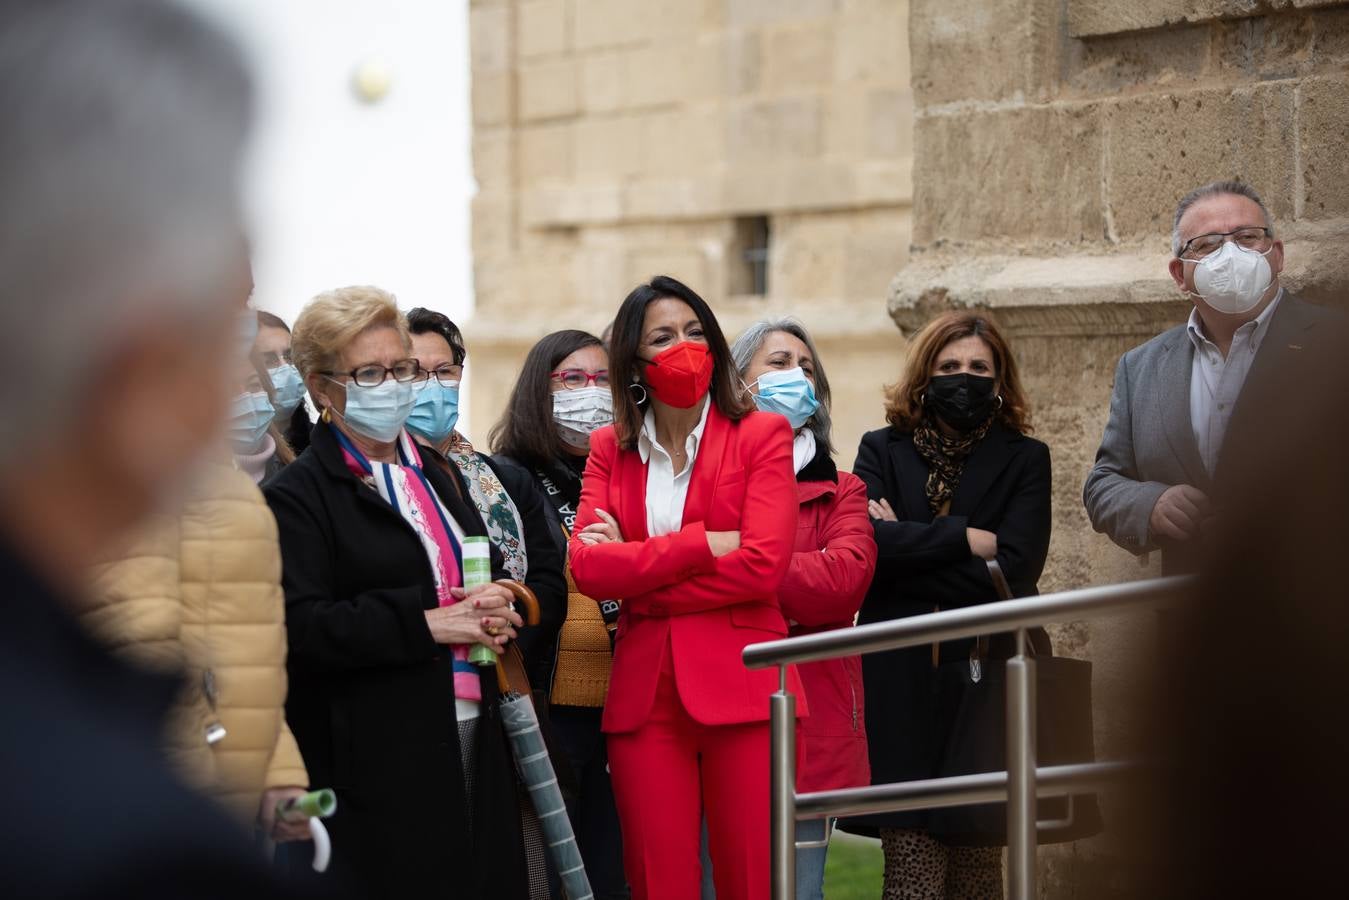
[569,275,802,900]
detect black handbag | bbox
[925,561,1104,847]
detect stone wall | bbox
[467,0,914,466]
[897,0,1349,893]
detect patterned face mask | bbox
[552,386,613,450]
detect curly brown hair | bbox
[884,311,1033,434]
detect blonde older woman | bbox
[264,286,533,897]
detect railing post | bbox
[1006,628,1037,899]
[770,665,796,900]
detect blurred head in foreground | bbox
[0,0,254,579]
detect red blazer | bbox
[781,468,876,793]
[569,405,805,734]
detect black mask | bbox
[925,373,997,432]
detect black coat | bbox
[264,421,529,898]
[0,542,311,900]
[847,421,1052,832]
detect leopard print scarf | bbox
[911,416,992,515]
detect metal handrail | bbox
[747,572,1190,900]
[744,575,1188,670]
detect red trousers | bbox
[607,643,771,900]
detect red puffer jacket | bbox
[782,459,878,793]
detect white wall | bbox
[188,0,474,337]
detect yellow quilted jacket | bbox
[85,459,308,824]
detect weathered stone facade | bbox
[897,0,1349,892]
[467,0,913,466]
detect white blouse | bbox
[637,399,711,537]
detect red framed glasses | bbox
[550,368,610,390]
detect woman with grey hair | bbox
[718,319,879,899]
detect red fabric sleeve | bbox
[777,473,877,627]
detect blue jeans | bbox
[699,818,829,900]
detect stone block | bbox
[472,129,512,192]
[518,58,579,121]
[573,0,647,51]
[1298,75,1349,218]
[823,89,868,157]
[724,31,763,95]
[518,122,573,184]
[868,88,914,158]
[725,97,824,166]
[471,195,514,258]
[684,35,731,100]
[518,0,569,59]
[1063,20,1209,96]
[624,46,688,110]
[912,103,1105,246]
[911,0,1057,106]
[470,4,511,72]
[626,247,708,294]
[1212,10,1322,81]
[762,24,836,90]
[642,107,725,177]
[726,0,841,27]
[834,5,908,84]
[1069,0,1347,39]
[472,71,513,127]
[580,52,624,113]
[1104,82,1298,240]
[574,115,643,177]
[623,176,724,221]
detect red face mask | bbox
[643,341,713,409]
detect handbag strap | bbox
[931,560,1031,668]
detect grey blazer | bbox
[1083,294,1333,563]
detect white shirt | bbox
[792,428,817,475]
[637,399,711,537]
[1186,289,1283,474]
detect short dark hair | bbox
[489,330,604,469]
[608,275,748,450]
[256,309,289,332]
[1171,180,1274,257]
[405,306,466,365]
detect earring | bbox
[320,406,332,423]
[994,394,1004,409]
[628,382,648,405]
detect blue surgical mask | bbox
[229,390,276,455]
[748,367,820,430]
[329,377,415,443]
[268,364,306,418]
[406,379,461,445]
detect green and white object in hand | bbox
[463,536,497,666]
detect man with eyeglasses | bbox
[1084,180,1339,572]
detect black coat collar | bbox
[796,444,838,484]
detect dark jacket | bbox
[846,421,1052,832]
[461,452,566,693]
[0,541,302,900]
[1084,294,1339,572]
[264,421,529,899]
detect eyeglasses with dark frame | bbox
[550,368,610,390]
[412,362,464,387]
[1178,226,1273,260]
[320,358,422,388]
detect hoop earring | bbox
[628,382,648,405]
[994,394,1004,410]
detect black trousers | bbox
[549,704,629,899]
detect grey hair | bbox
[730,317,834,456]
[0,0,253,456]
[1171,180,1274,257]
